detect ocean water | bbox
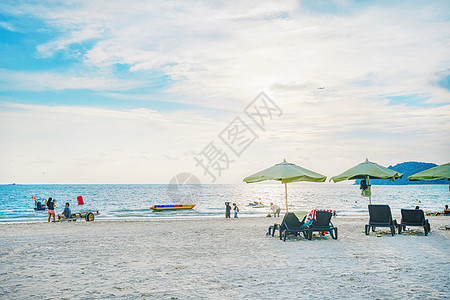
[0,183,448,222]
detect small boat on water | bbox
[251,204,266,208]
[34,206,47,211]
[33,198,47,210]
[150,204,196,211]
[248,201,266,208]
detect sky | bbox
[0,0,449,184]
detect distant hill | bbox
[356,161,449,185]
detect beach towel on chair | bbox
[305,209,336,226]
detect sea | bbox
[0,183,449,222]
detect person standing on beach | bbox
[47,197,56,222]
[225,202,231,218]
[270,202,281,217]
[233,203,239,218]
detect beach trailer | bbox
[59,210,100,222]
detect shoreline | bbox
[1,214,450,226]
[1,211,449,225]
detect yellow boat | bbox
[150,204,196,211]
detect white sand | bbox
[0,216,449,299]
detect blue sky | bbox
[0,0,449,184]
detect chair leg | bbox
[273,224,279,237]
[332,228,338,239]
[424,226,428,236]
[390,225,395,236]
[365,225,370,235]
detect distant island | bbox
[356,161,449,185]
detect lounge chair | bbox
[398,209,431,236]
[277,212,309,241]
[267,211,307,238]
[307,211,338,240]
[365,204,397,236]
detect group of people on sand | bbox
[225,202,239,218]
[224,201,282,218]
[40,198,72,222]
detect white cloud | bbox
[3,1,449,106]
[1,91,448,183]
[0,102,225,183]
[0,0,449,183]
[0,21,18,32]
[0,69,143,91]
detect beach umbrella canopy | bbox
[243,159,327,212]
[407,162,450,181]
[330,159,403,204]
[330,159,403,182]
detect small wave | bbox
[116,214,145,217]
[111,208,151,213]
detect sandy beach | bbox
[0,216,449,299]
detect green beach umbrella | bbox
[243,159,327,212]
[330,159,403,204]
[408,162,450,181]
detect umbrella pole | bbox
[366,175,371,205]
[285,183,288,213]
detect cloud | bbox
[2,1,449,108]
[0,101,226,183]
[0,68,143,91]
[0,90,449,183]
[0,0,449,183]
[0,21,18,32]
